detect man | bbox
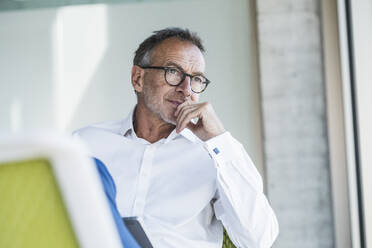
[74,27,278,247]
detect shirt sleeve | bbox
[204,132,279,248]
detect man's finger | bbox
[176,105,195,124]
[175,100,191,116]
[176,104,199,126]
[177,108,200,133]
[176,107,194,131]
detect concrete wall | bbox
[256,0,335,247]
[0,0,265,173]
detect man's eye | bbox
[168,68,179,75]
[193,76,203,83]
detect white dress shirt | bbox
[73,108,278,248]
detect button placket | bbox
[132,143,158,217]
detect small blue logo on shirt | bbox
[213,148,220,154]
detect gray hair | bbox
[133,27,205,67]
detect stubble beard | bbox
[143,85,177,126]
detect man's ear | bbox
[131,65,145,93]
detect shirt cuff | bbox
[204,131,239,166]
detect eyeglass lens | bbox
[165,68,206,93]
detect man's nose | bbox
[176,76,192,97]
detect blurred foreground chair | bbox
[0,134,125,248]
[223,229,236,248]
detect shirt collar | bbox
[120,106,197,143]
[120,107,135,137]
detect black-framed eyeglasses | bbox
[139,66,210,93]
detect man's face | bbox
[140,38,205,125]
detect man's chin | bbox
[163,117,177,126]
[161,113,177,126]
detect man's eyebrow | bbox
[165,62,206,77]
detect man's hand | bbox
[174,100,225,141]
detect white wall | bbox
[0,0,264,173]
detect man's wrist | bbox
[204,131,238,165]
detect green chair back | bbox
[0,158,79,248]
[223,229,236,248]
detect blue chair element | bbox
[94,158,141,248]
